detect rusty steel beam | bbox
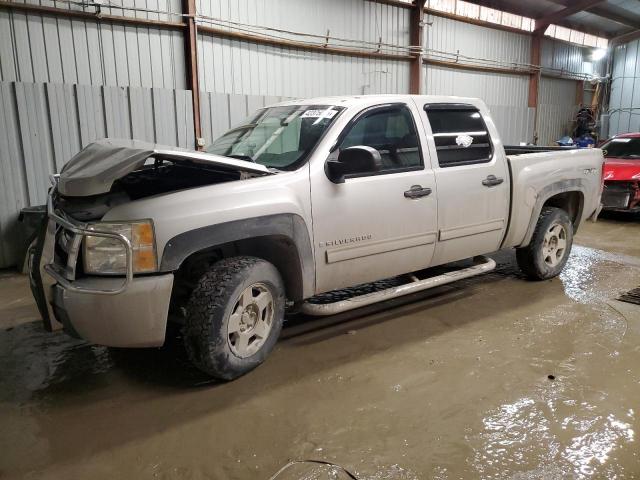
[183,0,201,149]
[409,0,426,94]
[423,57,534,76]
[528,33,542,108]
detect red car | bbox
[601,133,640,212]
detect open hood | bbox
[58,139,272,197]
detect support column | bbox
[528,33,542,144]
[184,0,202,149]
[576,80,585,107]
[409,0,426,94]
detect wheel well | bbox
[542,191,584,228]
[171,235,305,311]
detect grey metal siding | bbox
[0,80,194,268]
[195,0,411,96]
[0,9,186,88]
[609,39,640,135]
[197,35,410,96]
[541,38,606,78]
[537,76,577,146]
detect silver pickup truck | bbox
[29,95,604,380]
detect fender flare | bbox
[159,214,315,299]
[521,179,586,247]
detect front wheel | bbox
[183,256,285,380]
[516,207,574,280]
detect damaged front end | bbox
[30,139,273,335]
[602,181,640,212]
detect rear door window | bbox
[424,104,493,168]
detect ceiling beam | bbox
[533,0,606,33]
[463,0,613,37]
[546,0,640,31]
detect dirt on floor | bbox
[1,216,640,479]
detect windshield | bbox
[206,105,344,169]
[602,137,640,159]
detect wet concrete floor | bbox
[1,216,640,479]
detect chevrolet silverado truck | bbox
[29,95,604,380]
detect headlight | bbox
[83,220,157,275]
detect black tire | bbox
[516,206,574,280]
[183,256,285,380]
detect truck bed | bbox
[504,145,578,155]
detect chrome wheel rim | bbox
[542,223,567,267]
[227,283,274,358]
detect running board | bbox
[300,256,496,316]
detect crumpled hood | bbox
[603,158,640,181]
[58,138,271,197]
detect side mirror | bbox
[326,146,382,183]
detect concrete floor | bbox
[1,215,640,479]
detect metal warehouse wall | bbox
[537,76,578,146]
[609,39,640,135]
[0,5,186,88]
[424,15,534,145]
[196,0,411,96]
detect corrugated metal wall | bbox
[609,39,640,135]
[0,6,186,88]
[537,76,578,145]
[424,15,534,144]
[196,0,411,96]
[541,38,606,78]
[0,81,194,267]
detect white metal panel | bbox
[425,14,531,66]
[197,0,410,47]
[197,34,411,97]
[0,10,187,89]
[196,0,411,96]
[537,76,577,146]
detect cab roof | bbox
[271,94,486,110]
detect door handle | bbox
[482,175,504,187]
[404,185,432,199]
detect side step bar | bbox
[300,256,496,316]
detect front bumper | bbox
[602,181,640,211]
[31,188,174,347]
[51,274,173,347]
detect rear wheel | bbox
[183,256,285,380]
[516,207,573,280]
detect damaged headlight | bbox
[83,220,157,275]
